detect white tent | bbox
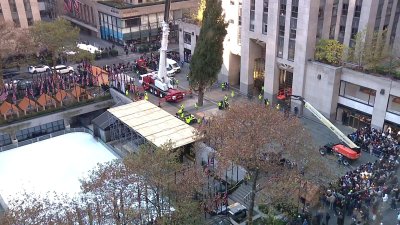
[108,101,197,149]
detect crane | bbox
[139,0,187,102]
[157,0,171,85]
[291,95,361,165]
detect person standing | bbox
[325,212,331,225]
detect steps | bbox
[228,183,254,208]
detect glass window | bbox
[339,81,376,106]
[288,39,295,61]
[126,17,141,27]
[280,0,286,16]
[277,37,284,58]
[388,95,400,114]
[184,32,191,44]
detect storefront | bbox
[336,104,372,129]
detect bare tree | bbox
[197,101,334,225]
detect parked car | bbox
[51,65,74,74]
[28,65,50,74]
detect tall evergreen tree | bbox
[189,0,227,106]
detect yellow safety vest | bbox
[144,93,148,101]
[231,91,235,98]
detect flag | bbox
[64,0,72,13]
[40,82,43,96]
[12,88,16,103]
[74,0,80,13]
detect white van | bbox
[167,58,181,74]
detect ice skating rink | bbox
[0,132,117,207]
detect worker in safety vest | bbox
[258,93,263,101]
[144,92,149,101]
[185,116,191,124]
[224,95,228,102]
[264,99,270,107]
[261,86,264,92]
[175,79,179,88]
[177,104,184,115]
[194,102,199,110]
[218,101,222,109]
[231,90,235,98]
[125,89,129,96]
[221,82,226,91]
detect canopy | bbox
[70,86,85,99]
[0,101,19,116]
[90,66,109,86]
[37,94,56,107]
[55,89,71,102]
[108,101,197,149]
[18,97,38,112]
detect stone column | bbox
[0,0,13,22]
[15,0,28,28]
[263,0,280,103]
[29,0,41,22]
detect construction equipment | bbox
[139,0,186,102]
[291,95,361,166]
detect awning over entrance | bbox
[107,101,197,149]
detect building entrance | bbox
[336,105,371,129]
[253,58,265,93]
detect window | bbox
[288,39,295,61]
[339,81,376,106]
[342,3,348,15]
[280,0,286,16]
[354,0,362,17]
[262,0,268,34]
[250,0,255,31]
[184,32,191,44]
[291,0,298,18]
[290,29,296,39]
[126,17,141,27]
[388,95,400,115]
[263,0,268,13]
[277,37,284,58]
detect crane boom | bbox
[157,0,172,83]
[291,95,359,149]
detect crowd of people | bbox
[349,126,400,157]
[317,126,400,225]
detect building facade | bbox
[63,0,198,45]
[217,0,400,130]
[0,0,42,27]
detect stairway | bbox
[228,183,254,208]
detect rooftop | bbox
[98,0,190,10]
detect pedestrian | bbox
[175,79,179,88]
[325,212,331,225]
[258,93,263,101]
[194,102,199,110]
[303,219,308,225]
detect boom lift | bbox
[291,95,361,166]
[140,0,187,102]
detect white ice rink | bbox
[0,132,117,207]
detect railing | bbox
[243,183,260,202]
